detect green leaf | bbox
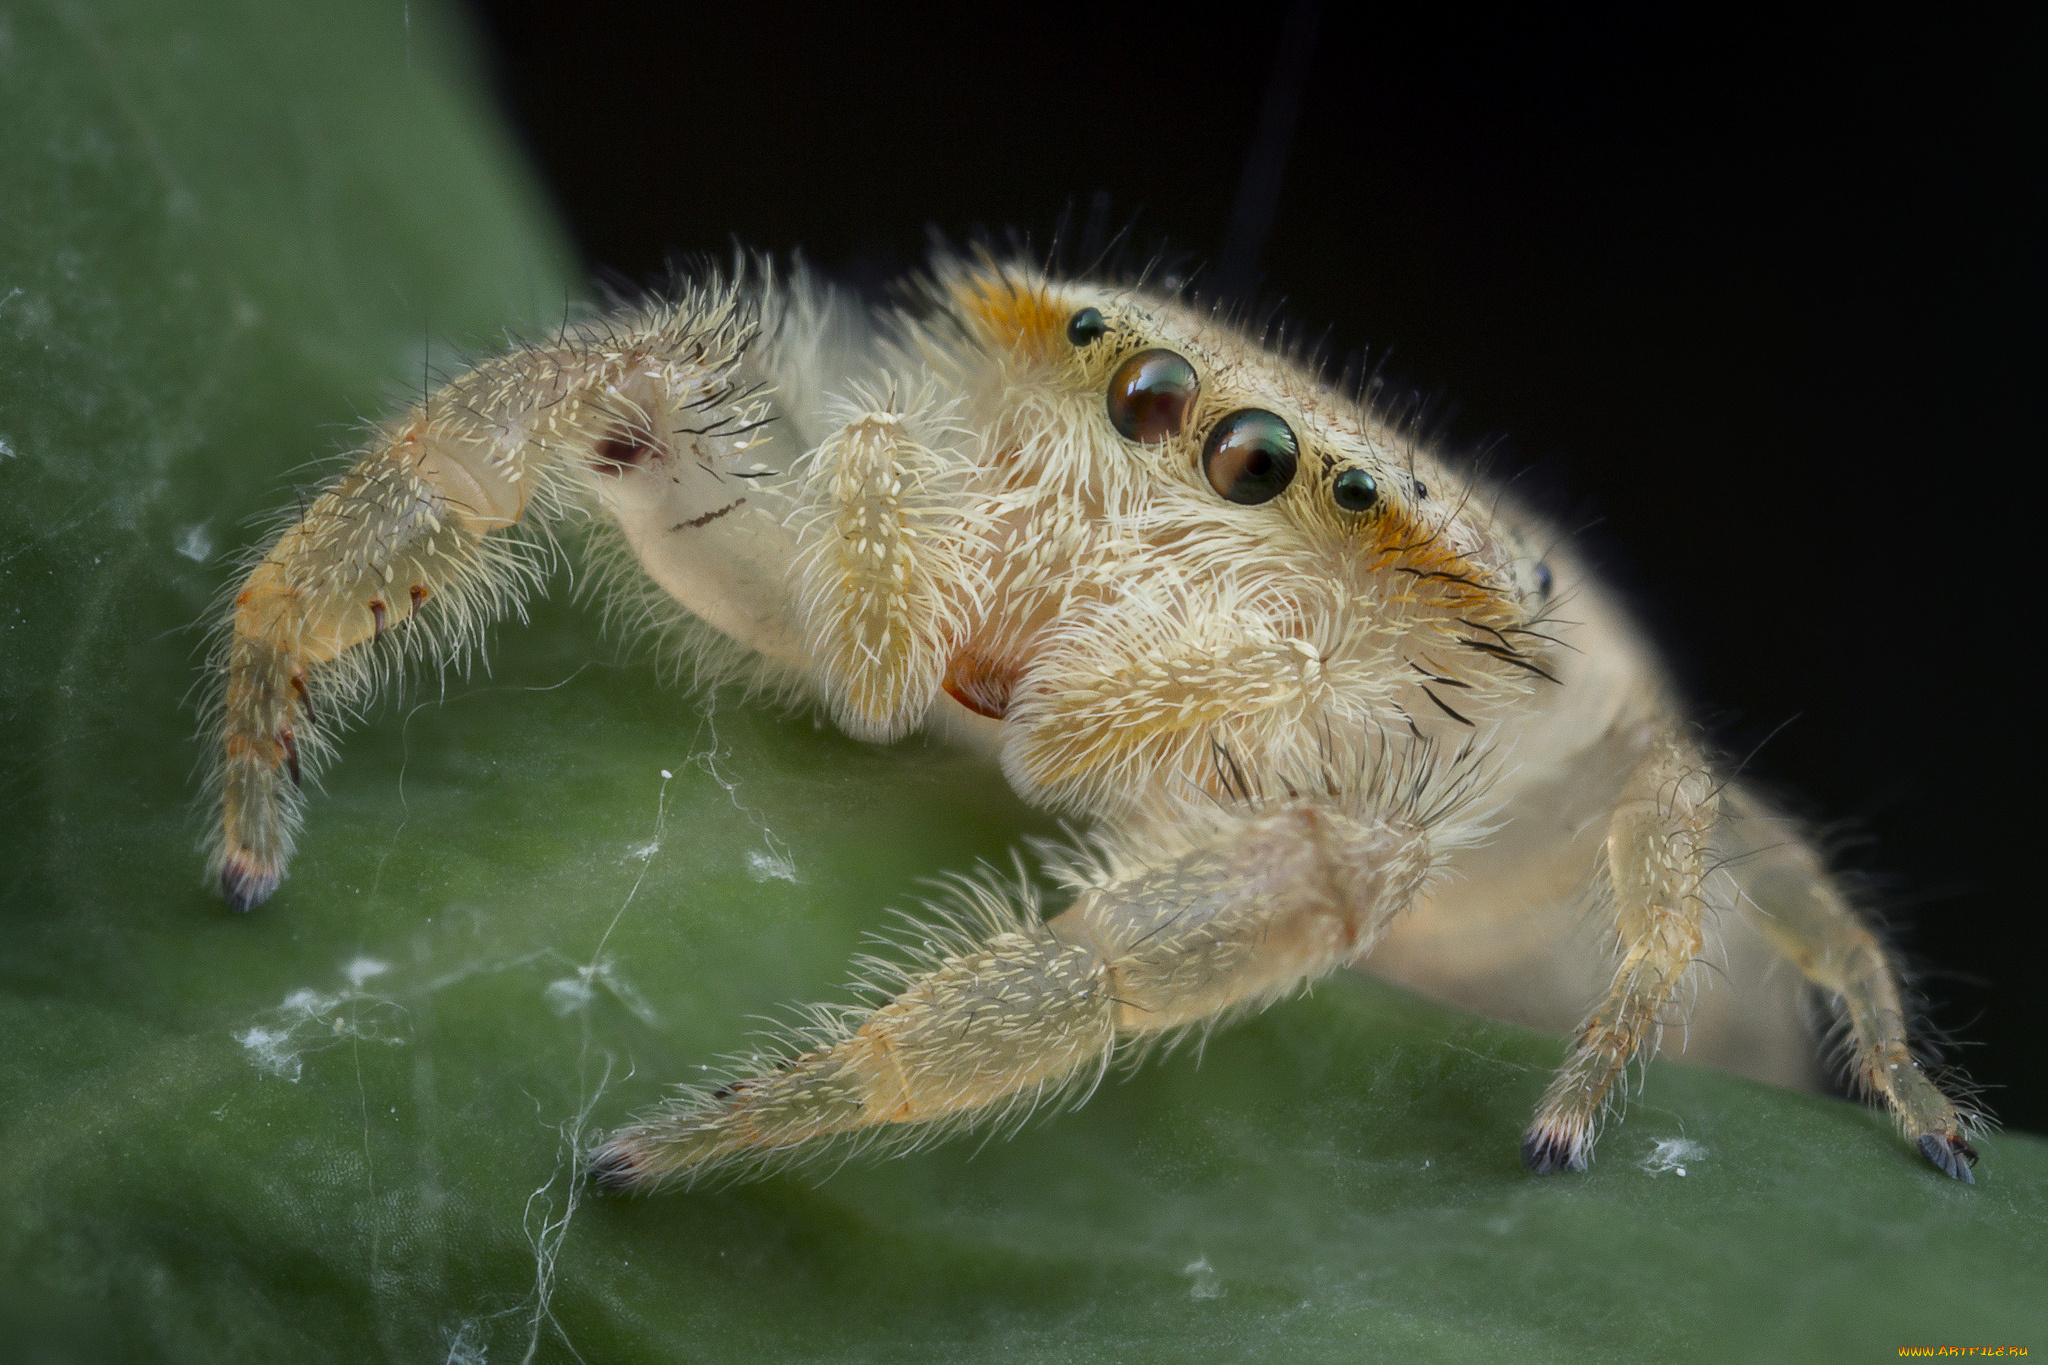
[2,3,2042,1361]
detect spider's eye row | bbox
[1107,349,1200,443]
[1066,307,1108,347]
[1202,409,1298,505]
[1333,467,1379,512]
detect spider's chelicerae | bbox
[203,253,1985,1188]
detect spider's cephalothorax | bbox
[201,254,1984,1188]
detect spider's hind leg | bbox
[1722,787,1984,1181]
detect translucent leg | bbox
[1523,730,1717,1173]
[1724,788,1982,1180]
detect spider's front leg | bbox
[1522,728,1718,1174]
[207,287,767,908]
[589,787,1456,1191]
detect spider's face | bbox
[938,262,1551,622]
[929,262,1559,816]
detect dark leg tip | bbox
[586,1139,647,1194]
[219,854,281,912]
[1521,1127,1587,1175]
[1918,1132,1978,1184]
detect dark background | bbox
[464,3,2043,1134]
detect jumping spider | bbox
[202,252,1984,1187]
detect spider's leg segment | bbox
[589,795,1446,1191]
[1523,730,1717,1174]
[207,286,766,909]
[789,391,988,742]
[1724,791,1982,1180]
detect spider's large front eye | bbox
[1107,349,1199,442]
[1202,409,1298,505]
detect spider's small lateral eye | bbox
[1535,561,1554,599]
[1202,409,1298,505]
[1412,477,1429,499]
[1333,467,1379,512]
[1066,307,1108,347]
[1107,349,1200,443]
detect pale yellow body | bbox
[202,256,1981,1187]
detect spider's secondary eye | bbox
[1333,467,1379,512]
[1202,409,1298,505]
[1107,349,1200,442]
[1066,307,1107,346]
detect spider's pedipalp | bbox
[787,382,990,740]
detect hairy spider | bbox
[200,252,1984,1188]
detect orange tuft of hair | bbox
[951,272,1065,360]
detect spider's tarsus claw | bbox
[289,668,316,725]
[1520,1125,1587,1175]
[586,1136,649,1194]
[219,851,281,912]
[1918,1132,1977,1183]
